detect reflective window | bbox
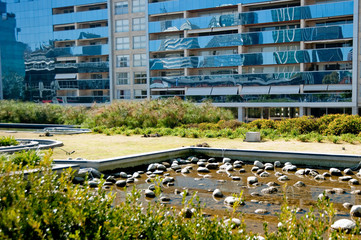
[134,89,147,99]
[133,35,146,49]
[117,89,131,99]
[115,19,129,32]
[134,72,147,84]
[132,0,146,13]
[116,72,129,85]
[115,1,128,15]
[133,54,147,67]
[116,55,130,67]
[132,17,145,31]
[116,37,130,50]
[150,47,353,70]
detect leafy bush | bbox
[4,150,41,166]
[0,136,18,147]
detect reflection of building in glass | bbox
[0,1,26,100]
[1,0,110,104]
[148,0,358,120]
[0,0,360,120]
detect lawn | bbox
[1,131,360,160]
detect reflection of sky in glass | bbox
[2,0,108,51]
[149,1,353,33]
[150,47,352,70]
[150,24,353,51]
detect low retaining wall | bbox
[0,139,63,154]
[53,147,361,172]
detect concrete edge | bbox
[0,139,64,153]
[53,147,361,172]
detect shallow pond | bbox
[103,156,361,233]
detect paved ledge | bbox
[53,147,361,172]
[0,139,63,154]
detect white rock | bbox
[344,168,353,175]
[213,189,224,198]
[350,205,361,217]
[282,165,297,172]
[254,160,264,169]
[331,219,356,232]
[294,181,306,187]
[247,176,258,185]
[224,196,243,206]
[349,179,359,185]
[314,175,325,181]
[225,165,234,171]
[343,202,353,210]
[145,189,156,198]
[274,161,281,167]
[147,164,157,171]
[261,187,278,194]
[255,209,269,214]
[119,172,128,178]
[339,176,352,181]
[278,175,289,181]
[259,172,270,178]
[232,176,241,181]
[197,167,210,173]
[181,168,190,174]
[224,218,241,228]
[330,168,342,176]
[223,157,232,164]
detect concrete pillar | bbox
[299,107,304,117]
[352,106,358,115]
[307,108,311,116]
[238,107,245,122]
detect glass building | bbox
[148,0,360,121]
[0,0,360,121]
[0,0,110,104]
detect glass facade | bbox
[150,47,353,70]
[0,0,110,103]
[149,24,353,51]
[148,0,358,113]
[149,1,353,33]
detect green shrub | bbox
[0,136,18,147]
[325,115,361,136]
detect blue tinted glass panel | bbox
[185,93,352,103]
[150,47,353,70]
[53,27,108,41]
[53,9,108,25]
[150,70,352,88]
[149,1,353,33]
[149,0,352,15]
[54,44,109,57]
[150,24,353,51]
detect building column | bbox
[238,107,245,122]
[299,107,305,117]
[352,107,358,115]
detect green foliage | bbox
[2,150,41,166]
[0,136,18,147]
